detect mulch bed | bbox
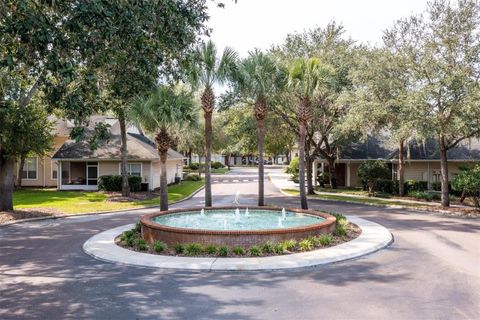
[0,208,60,224]
[115,222,362,258]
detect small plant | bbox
[205,245,218,255]
[249,245,262,256]
[218,245,228,257]
[232,246,245,255]
[261,242,274,254]
[134,222,141,233]
[174,243,184,254]
[274,243,285,255]
[152,241,166,253]
[184,243,203,256]
[298,238,313,251]
[125,236,135,247]
[282,239,297,251]
[135,238,148,251]
[317,234,332,246]
[122,230,134,240]
[335,223,347,237]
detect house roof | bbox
[52,122,185,161]
[320,135,480,161]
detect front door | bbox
[86,162,98,185]
[335,163,346,187]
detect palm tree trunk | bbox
[0,152,15,211]
[439,136,450,207]
[298,124,308,209]
[159,151,168,211]
[398,139,405,196]
[255,98,267,206]
[118,110,130,197]
[306,153,314,195]
[202,88,215,207]
[16,157,25,190]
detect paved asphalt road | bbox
[1,167,479,320]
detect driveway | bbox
[1,167,479,319]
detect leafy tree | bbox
[384,0,480,206]
[357,160,390,196]
[226,49,285,205]
[127,86,197,211]
[188,40,237,206]
[287,57,332,209]
[452,165,480,208]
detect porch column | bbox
[346,162,351,187]
[427,162,431,190]
[58,161,62,190]
[313,159,318,186]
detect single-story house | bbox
[313,136,480,188]
[17,116,184,191]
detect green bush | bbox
[281,239,297,251]
[211,161,224,169]
[376,179,395,194]
[218,245,229,257]
[184,174,201,181]
[317,234,332,246]
[260,242,274,254]
[404,180,428,193]
[286,157,299,182]
[298,238,313,251]
[134,222,141,233]
[358,160,390,195]
[135,238,148,251]
[152,241,166,253]
[174,243,184,254]
[205,245,218,255]
[232,247,245,255]
[408,190,441,201]
[452,165,480,207]
[184,243,203,256]
[98,175,142,192]
[274,243,285,255]
[249,245,262,256]
[189,162,200,170]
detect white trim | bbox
[22,157,38,180]
[86,162,99,186]
[61,184,98,191]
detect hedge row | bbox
[98,175,142,192]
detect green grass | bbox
[13,180,204,214]
[282,188,424,208]
[211,168,230,174]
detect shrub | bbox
[286,157,299,182]
[134,222,141,233]
[404,180,428,193]
[184,243,203,256]
[184,174,201,181]
[358,160,390,195]
[317,171,330,187]
[211,161,224,169]
[452,165,480,207]
[376,179,395,194]
[330,212,346,222]
[408,190,441,201]
[249,245,262,256]
[218,245,228,257]
[298,238,313,251]
[317,234,332,246]
[232,247,245,255]
[282,239,297,251]
[274,243,285,255]
[189,162,200,170]
[152,241,166,253]
[98,175,142,192]
[135,238,148,251]
[261,242,274,254]
[174,243,184,254]
[205,245,218,255]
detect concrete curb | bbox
[82,216,393,271]
[0,184,205,228]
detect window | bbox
[127,163,142,177]
[22,158,37,179]
[52,161,58,180]
[432,170,441,182]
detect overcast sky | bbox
[206,0,431,57]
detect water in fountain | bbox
[200,208,205,217]
[282,208,286,220]
[235,208,240,222]
[223,219,227,229]
[278,217,283,227]
[245,208,250,217]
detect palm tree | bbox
[288,58,332,209]
[230,49,285,206]
[128,85,197,211]
[189,40,237,207]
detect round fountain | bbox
[140,206,336,248]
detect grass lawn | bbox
[282,188,424,208]
[211,167,230,174]
[13,180,204,214]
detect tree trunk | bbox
[159,151,169,211]
[306,154,314,195]
[398,140,405,196]
[188,149,192,166]
[118,111,130,197]
[204,110,213,207]
[439,136,450,207]
[257,117,265,206]
[0,154,15,211]
[298,125,308,209]
[327,156,337,189]
[16,157,25,190]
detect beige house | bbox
[313,136,480,188]
[18,116,184,191]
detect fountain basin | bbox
[140,206,336,248]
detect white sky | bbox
[206,0,431,57]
